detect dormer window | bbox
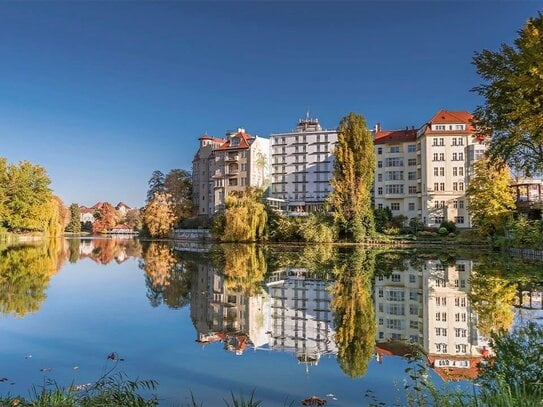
[231,137,240,146]
[434,125,446,131]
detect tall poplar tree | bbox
[328,113,376,241]
[65,203,81,233]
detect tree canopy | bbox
[164,169,193,223]
[146,170,166,203]
[143,192,176,238]
[328,113,375,241]
[473,13,543,175]
[65,203,81,233]
[466,157,516,237]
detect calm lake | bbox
[0,238,542,406]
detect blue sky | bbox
[0,1,540,208]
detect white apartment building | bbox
[418,110,486,228]
[373,110,486,228]
[269,117,338,213]
[374,128,419,220]
[192,129,270,215]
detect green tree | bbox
[143,193,176,238]
[467,157,516,237]
[331,248,376,378]
[473,13,543,175]
[146,170,165,203]
[213,188,267,242]
[3,160,53,232]
[478,323,543,395]
[164,169,193,224]
[65,203,81,233]
[328,113,375,241]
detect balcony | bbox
[225,154,239,162]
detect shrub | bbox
[439,220,457,234]
[438,227,448,235]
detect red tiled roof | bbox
[374,129,417,145]
[427,355,483,381]
[199,134,225,143]
[425,110,474,133]
[216,131,253,150]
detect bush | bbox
[439,220,457,234]
[438,227,448,235]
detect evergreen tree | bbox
[146,170,165,203]
[473,13,543,174]
[65,203,81,233]
[328,113,376,241]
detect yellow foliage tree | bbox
[143,193,176,238]
[467,157,515,236]
[219,188,267,242]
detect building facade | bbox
[373,110,486,228]
[269,117,338,213]
[192,134,225,216]
[192,129,270,215]
[374,128,419,220]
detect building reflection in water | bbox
[375,258,490,381]
[190,262,336,371]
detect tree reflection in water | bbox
[140,241,193,309]
[331,248,377,378]
[0,239,66,317]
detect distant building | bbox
[192,134,225,216]
[192,128,270,215]
[269,116,338,213]
[115,202,131,217]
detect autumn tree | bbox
[143,193,176,238]
[2,160,54,232]
[164,169,193,224]
[328,113,375,241]
[92,203,117,234]
[473,13,543,175]
[125,208,143,231]
[0,158,7,224]
[331,248,376,378]
[213,188,267,242]
[65,203,81,233]
[146,170,165,202]
[467,157,516,237]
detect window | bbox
[432,138,438,146]
[455,125,464,131]
[377,147,382,155]
[390,146,400,153]
[408,171,416,180]
[433,153,439,161]
[408,159,417,166]
[408,186,417,194]
[453,182,458,191]
[410,321,418,329]
[458,137,464,145]
[453,167,457,176]
[408,144,416,153]
[452,153,458,161]
[453,200,458,208]
[459,200,464,209]
[391,203,400,211]
[459,167,464,176]
[229,178,238,186]
[435,125,446,131]
[408,202,415,211]
[378,161,382,168]
[439,153,444,161]
[391,274,401,282]
[377,174,382,182]
[440,183,445,191]
[378,203,383,209]
[434,167,439,176]
[459,152,464,160]
[440,167,445,176]
[436,312,441,321]
[385,185,404,194]
[434,183,439,192]
[454,216,465,224]
[377,187,383,195]
[385,157,404,167]
[385,171,404,180]
[452,137,457,146]
[409,274,416,283]
[439,138,444,146]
